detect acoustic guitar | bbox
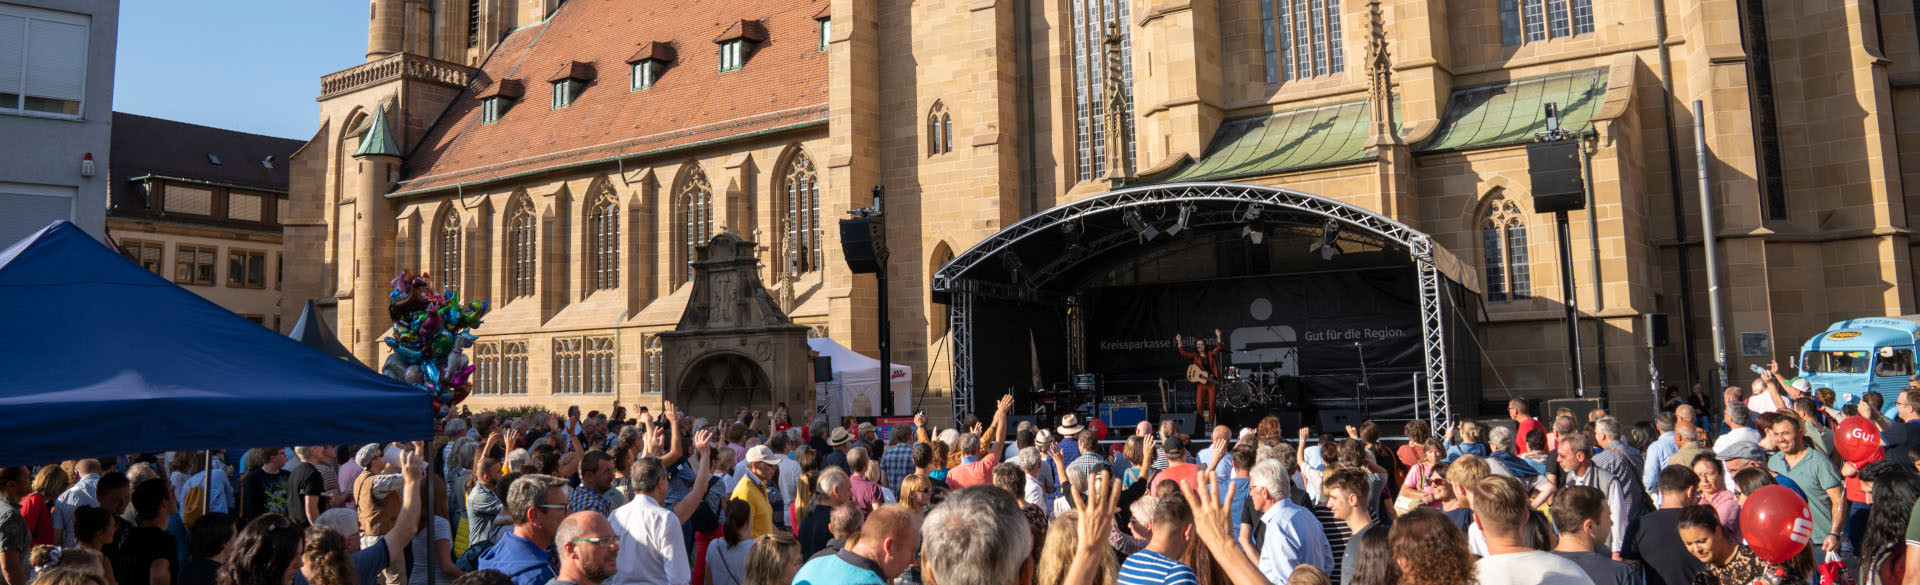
[1186,363,1217,385]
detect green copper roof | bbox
[353,103,403,158]
[1167,99,1380,182]
[1416,68,1607,153]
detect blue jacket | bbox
[794,551,888,585]
[477,532,556,585]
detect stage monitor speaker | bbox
[839,217,886,274]
[1528,140,1585,213]
[812,356,834,383]
[1161,413,1198,437]
[1544,398,1604,427]
[1316,409,1366,432]
[1645,313,1670,348]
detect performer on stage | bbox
[1175,329,1222,426]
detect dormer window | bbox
[818,18,830,52]
[547,61,596,110]
[553,79,582,108]
[714,19,767,72]
[719,40,747,72]
[476,79,524,124]
[626,42,676,91]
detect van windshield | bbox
[1803,351,1870,374]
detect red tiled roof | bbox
[475,78,523,100]
[626,41,677,64]
[714,19,768,43]
[393,0,828,196]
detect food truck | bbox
[1797,316,1920,417]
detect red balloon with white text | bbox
[1834,416,1884,465]
[1740,484,1814,564]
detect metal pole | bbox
[1653,0,1702,388]
[1581,134,1610,402]
[1558,210,1586,397]
[201,451,212,516]
[1693,100,1730,390]
[874,186,894,416]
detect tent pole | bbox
[202,451,212,515]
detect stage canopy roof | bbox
[0,221,433,467]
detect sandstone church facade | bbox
[285,0,1920,421]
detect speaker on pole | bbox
[813,356,835,383]
[840,217,886,274]
[1645,313,1670,348]
[1528,140,1585,213]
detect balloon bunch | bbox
[380,270,490,416]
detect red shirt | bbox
[18,494,55,547]
[946,453,1002,489]
[1516,418,1545,446]
[1148,463,1202,493]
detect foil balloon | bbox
[380,270,487,416]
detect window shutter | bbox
[229,192,262,221]
[0,190,70,248]
[24,18,85,108]
[0,15,24,102]
[166,185,214,215]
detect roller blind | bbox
[229,192,261,221]
[166,185,213,215]
[0,185,73,249]
[0,5,90,115]
[0,15,23,101]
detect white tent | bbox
[808,337,912,419]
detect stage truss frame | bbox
[932,182,1456,430]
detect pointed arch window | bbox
[506,195,536,300]
[644,336,664,394]
[1483,196,1531,302]
[927,102,950,156]
[674,166,714,283]
[589,185,620,292]
[437,208,461,291]
[780,151,823,273]
[1069,0,1136,181]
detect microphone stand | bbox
[1354,341,1370,420]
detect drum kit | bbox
[1219,366,1292,409]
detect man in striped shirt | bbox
[1117,491,1200,585]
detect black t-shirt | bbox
[116,525,178,585]
[1881,420,1920,467]
[797,505,835,558]
[177,558,222,585]
[1444,507,1474,532]
[286,462,329,526]
[1625,508,1702,585]
[239,468,291,526]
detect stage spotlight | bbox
[1001,250,1030,283]
[1168,203,1195,234]
[1124,210,1160,241]
[1061,242,1089,263]
[1308,219,1343,260]
[1239,204,1266,244]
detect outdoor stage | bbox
[932,183,1485,433]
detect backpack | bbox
[455,539,493,572]
[182,482,207,528]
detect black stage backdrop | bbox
[1084,268,1423,419]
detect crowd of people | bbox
[6,360,1920,585]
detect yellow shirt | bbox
[729,473,774,538]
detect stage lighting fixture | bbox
[1124,210,1160,241]
[1308,219,1343,260]
[1168,203,1195,234]
[1238,204,1266,243]
[1001,250,1030,283]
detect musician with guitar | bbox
[1175,329,1223,426]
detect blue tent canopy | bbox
[0,221,433,467]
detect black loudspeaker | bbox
[812,356,834,383]
[1527,140,1585,213]
[1645,313,1670,348]
[1160,413,1198,437]
[1316,409,1366,432]
[839,217,886,274]
[1544,398,1604,425]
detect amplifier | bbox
[1101,402,1148,428]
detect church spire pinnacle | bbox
[1101,19,1131,181]
[1365,0,1402,147]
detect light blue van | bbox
[1797,316,1920,417]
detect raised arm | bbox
[1182,471,1274,585]
[383,447,426,570]
[1062,471,1120,585]
[662,401,686,467]
[984,395,1014,459]
[672,429,716,523]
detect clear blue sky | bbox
[112,1,367,140]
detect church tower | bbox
[281,1,484,366]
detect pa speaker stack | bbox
[1527,140,1585,213]
[840,217,887,274]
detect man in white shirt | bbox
[1471,475,1598,585]
[1711,402,1760,454]
[608,458,693,585]
[1746,367,1790,414]
[58,459,102,510]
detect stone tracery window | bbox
[437,207,461,291]
[1502,0,1593,45]
[674,164,713,283]
[1069,0,1136,181]
[644,336,664,395]
[779,151,823,273]
[927,102,951,156]
[505,194,536,300]
[589,185,619,292]
[1483,195,1531,302]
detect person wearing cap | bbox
[730,445,788,539]
[1148,436,1198,490]
[823,428,855,474]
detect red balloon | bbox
[1834,416,1885,465]
[1741,484,1814,564]
[1089,418,1109,441]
